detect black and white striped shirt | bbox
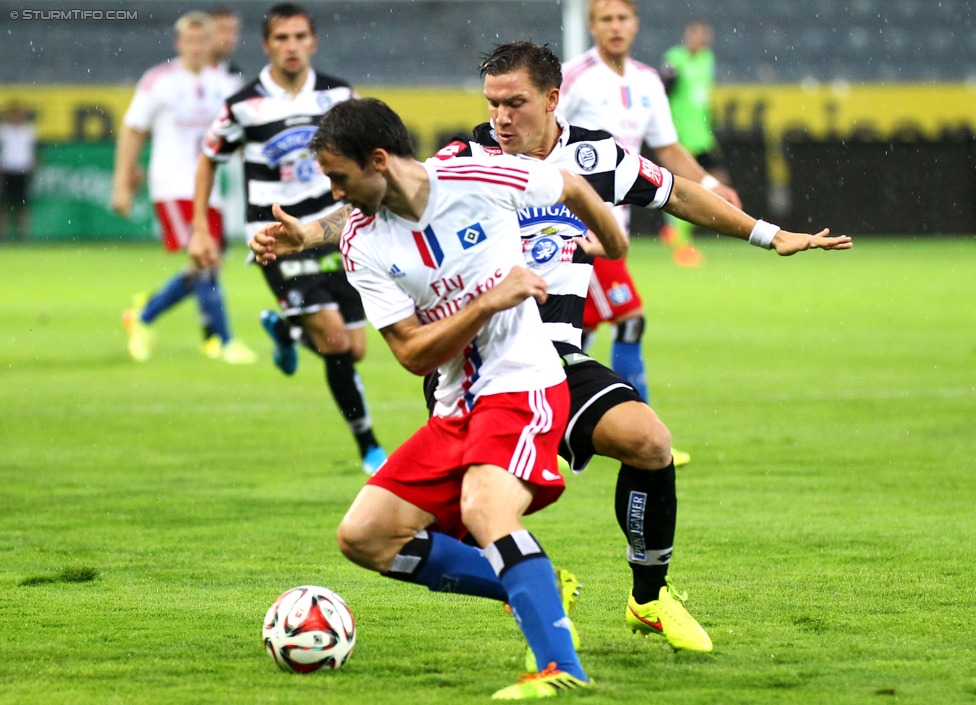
[203,65,353,237]
[435,115,674,347]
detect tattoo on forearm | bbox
[318,204,354,245]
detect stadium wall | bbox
[6,83,976,239]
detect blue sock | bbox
[487,532,586,681]
[141,272,193,324]
[611,340,648,401]
[194,269,231,343]
[385,530,507,601]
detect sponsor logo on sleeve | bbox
[434,141,466,160]
[637,156,663,187]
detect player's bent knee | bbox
[459,468,532,545]
[593,402,673,468]
[336,517,400,572]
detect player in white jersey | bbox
[190,3,385,476]
[462,42,850,657]
[561,0,741,454]
[269,97,628,699]
[112,11,256,365]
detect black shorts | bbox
[260,243,365,325]
[555,342,643,472]
[423,342,643,473]
[1,171,30,208]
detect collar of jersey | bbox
[259,65,316,99]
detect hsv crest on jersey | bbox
[456,223,487,250]
[574,143,599,172]
[608,282,634,305]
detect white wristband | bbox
[749,219,779,249]
[700,174,721,191]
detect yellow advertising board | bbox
[4,82,975,160]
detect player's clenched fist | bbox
[481,266,550,312]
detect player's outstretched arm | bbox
[770,227,852,255]
[558,170,629,259]
[248,203,317,264]
[248,203,354,265]
[665,176,852,254]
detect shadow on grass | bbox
[18,566,98,586]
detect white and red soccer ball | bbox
[263,585,356,673]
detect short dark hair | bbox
[262,2,315,40]
[479,42,563,92]
[309,98,416,167]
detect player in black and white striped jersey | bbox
[190,3,386,476]
[461,42,848,654]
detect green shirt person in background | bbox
[660,20,734,266]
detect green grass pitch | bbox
[1,235,974,704]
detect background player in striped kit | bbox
[190,3,385,475]
[113,11,256,365]
[473,41,848,656]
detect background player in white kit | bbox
[190,3,386,475]
[112,11,256,365]
[561,0,740,456]
[264,97,629,699]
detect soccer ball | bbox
[262,585,356,673]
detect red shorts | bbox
[154,200,224,253]
[582,256,643,329]
[367,382,570,540]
